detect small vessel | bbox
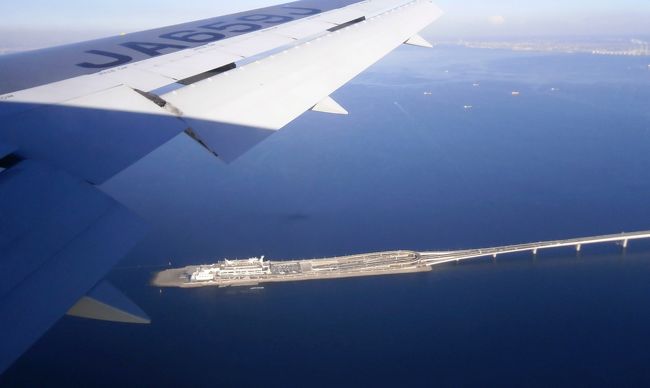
[250,286,265,290]
[511,91,521,96]
[463,105,473,110]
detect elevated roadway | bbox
[420,231,650,266]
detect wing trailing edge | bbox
[162,0,443,161]
[0,160,148,374]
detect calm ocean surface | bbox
[3,46,650,387]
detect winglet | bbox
[311,96,349,115]
[67,281,150,324]
[404,34,433,48]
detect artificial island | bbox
[152,230,650,288]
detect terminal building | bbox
[190,257,270,282]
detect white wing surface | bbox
[164,0,442,160]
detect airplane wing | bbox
[0,0,442,373]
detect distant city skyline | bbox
[0,0,649,51]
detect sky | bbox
[0,0,649,50]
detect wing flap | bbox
[0,160,147,374]
[161,0,442,160]
[0,162,117,292]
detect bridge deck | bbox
[421,231,650,266]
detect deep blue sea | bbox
[3,45,650,387]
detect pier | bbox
[152,231,650,288]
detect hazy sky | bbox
[433,0,650,37]
[1,0,649,49]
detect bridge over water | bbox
[419,231,650,267]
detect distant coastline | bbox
[437,37,650,57]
